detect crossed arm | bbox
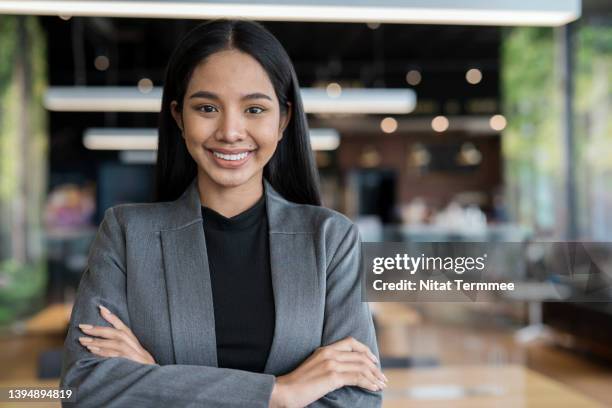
[60,208,383,407]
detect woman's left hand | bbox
[78,305,157,365]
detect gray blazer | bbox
[60,178,381,407]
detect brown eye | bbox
[247,106,265,114]
[197,105,218,113]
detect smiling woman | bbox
[60,19,382,408]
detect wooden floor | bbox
[2,302,612,406]
[374,303,612,407]
[383,365,602,408]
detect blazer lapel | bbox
[262,180,319,375]
[161,178,218,366]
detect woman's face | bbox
[171,49,291,189]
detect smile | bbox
[212,151,250,161]
[208,148,254,168]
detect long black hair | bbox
[155,19,321,206]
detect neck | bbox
[197,171,264,218]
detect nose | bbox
[215,108,245,143]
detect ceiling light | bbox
[309,128,341,151]
[456,142,482,166]
[0,0,581,26]
[408,143,430,167]
[466,68,482,85]
[380,117,398,133]
[84,128,158,150]
[94,55,109,71]
[405,70,422,86]
[84,127,340,151]
[489,114,507,131]
[119,150,157,164]
[326,82,342,98]
[431,115,449,132]
[46,86,417,114]
[137,78,153,94]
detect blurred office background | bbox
[1,0,612,406]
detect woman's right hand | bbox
[269,336,387,408]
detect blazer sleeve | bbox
[60,207,275,408]
[309,222,383,408]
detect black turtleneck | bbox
[201,193,275,373]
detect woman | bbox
[60,19,384,408]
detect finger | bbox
[331,351,387,383]
[313,347,385,383]
[78,325,122,339]
[329,337,378,363]
[332,361,386,390]
[332,371,381,393]
[356,372,384,392]
[85,343,153,365]
[79,325,143,354]
[85,344,122,359]
[79,337,146,359]
[98,305,140,342]
[79,337,131,355]
[313,344,382,383]
[82,339,147,363]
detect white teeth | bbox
[213,151,249,161]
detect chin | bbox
[208,170,255,188]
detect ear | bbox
[278,101,292,141]
[170,100,184,133]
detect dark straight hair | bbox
[155,19,321,206]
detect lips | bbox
[207,148,254,168]
[212,151,249,161]
[210,147,253,154]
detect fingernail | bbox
[371,354,379,363]
[99,305,111,315]
[87,345,100,352]
[382,373,388,382]
[79,324,93,330]
[79,337,92,343]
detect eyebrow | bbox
[188,90,273,102]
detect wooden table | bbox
[24,303,72,335]
[382,364,603,408]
